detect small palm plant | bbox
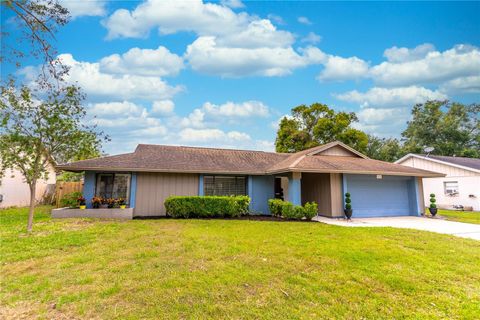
[344,192,353,220]
[429,193,438,216]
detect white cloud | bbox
[99,46,184,77]
[301,32,321,44]
[318,55,369,81]
[202,101,269,118]
[185,36,313,77]
[355,107,411,137]
[178,128,250,143]
[267,14,285,26]
[57,54,182,101]
[439,76,480,94]
[103,0,258,40]
[60,0,106,18]
[370,44,480,86]
[151,100,175,116]
[221,0,245,9]
[89,101,143,118]
[179,109,206,129]
[335,86,447,108]
[297,16,312,25]
[383,43,436,63]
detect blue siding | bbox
[83,171,96,209]
[344,174,416,217]
[129,173,137,208]
[198,174,204,196]
[288,176,302,206]
[249,175,275,214]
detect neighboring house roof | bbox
[395,153,480,174]
[57,141,443,177]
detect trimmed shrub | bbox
[429,194,437,209]
[268,199,284,217]
[60,191,83,208]
[281,202,296,219]
[345,193,352,210]
[268,199,318,220]
[303,202,318,220]
[164,196,251,218]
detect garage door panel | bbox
[346,174,413,217]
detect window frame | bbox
[203,175,248,196]
[95,172,132,203]
[443,181,459,196]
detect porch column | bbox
[83,171,96,209]
[288,172,302,206]
[129,173,137,208]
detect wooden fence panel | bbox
[55,181,83,207]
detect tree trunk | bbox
[27,181,36,232]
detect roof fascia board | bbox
[395,154,480,174]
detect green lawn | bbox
[437,209,480,225]
[1,207,480,319]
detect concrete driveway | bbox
[314,216,480,240]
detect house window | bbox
[204,176,247,196]
[96,173,131,202]
[444,181,459,196]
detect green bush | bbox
[429,194,436,208]
[303,202,318,220]
[268,199,284,217]
[164,196,251,218]
[60,191,83,208]
[281,202,296,219]
[345,193,352,210]
[267,199,318,220]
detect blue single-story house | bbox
[56,141,443,218]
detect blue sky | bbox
[3,0,480,154]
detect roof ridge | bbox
[136,143,283,155]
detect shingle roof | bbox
[417,154,480,171]
[57,141,443,177]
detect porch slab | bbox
[313,216,480,240]
[52,207,133,220]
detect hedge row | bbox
[268,199,317,221]
[164,196,250,218]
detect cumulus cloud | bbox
[370,44,480,86]
[318,55,369,81]
[185,36,310,77]
[178,128,250,143]
[383,43,436,63]
[151,100,175,116]
[355,107,411,137]
[99,46,184,77]
[439,76,480,94]
[221,0,245,9]
[60,0,106,18]
[297,16,312,25]
[103,0,266,41]
[335,86,447,108]
[89,101,144,118]
[56,54,182,101]
[301,32,321,44]
[202,101,269,118]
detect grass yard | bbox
[437,209,480,225]
[1,207,480,319]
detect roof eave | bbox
[395,153,480,174]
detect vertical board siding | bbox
[301,173,332,216]
[330,173,344,217]
[134,172,199,216]
[316,145,358,157]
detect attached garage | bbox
[344,174,420,217]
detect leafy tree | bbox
[275,103,368,153]
[365,135,404,162]
[402,101,480,157]
[0,82,106,232]
[1,0,69,78]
